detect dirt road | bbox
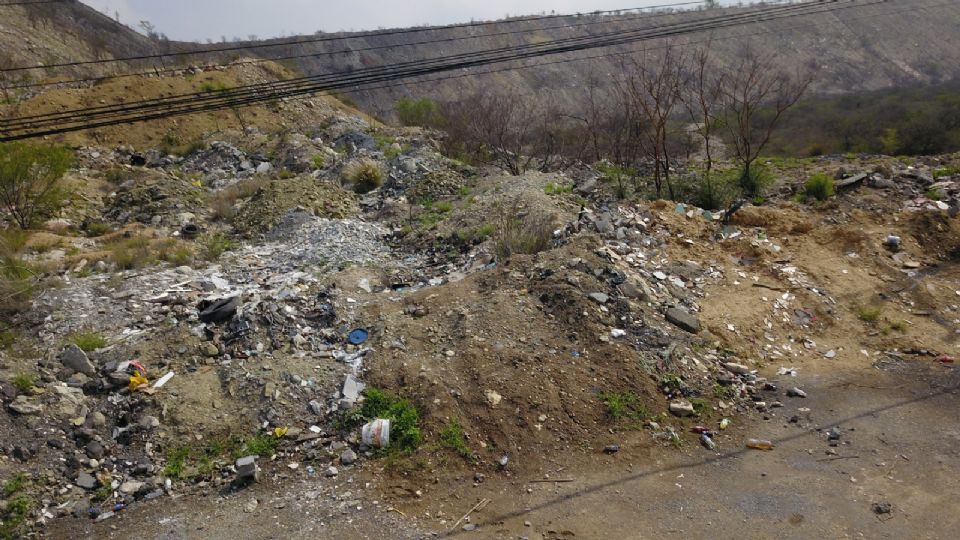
[48,356,958,539]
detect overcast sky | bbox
[79,1,731,42]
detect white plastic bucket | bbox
[361,419,391,448]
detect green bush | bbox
[203,233,235,261]
[544,182,573,195]
[692,171,738,210]
[199,80,232,93]
[395,97,445,128]
[736,164,774,199]
[804,173,835,201]
[357,388,422,453]
[311,154,326,170]
[0,142,74,228]
[84,222,113,237]
[597,162,635,200]
[343,159,384,194]
[239,433,280,458]
[163,447,190,480]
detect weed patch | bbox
[857,305,882,323]
[599,391,650,424]
[12,373,34,393]
[68,331,106,351]
[439,418,472,459]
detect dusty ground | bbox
[3,64,960,540]
[44,358,959,539]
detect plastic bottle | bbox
[700,434,717,450]
[746,438,774,450]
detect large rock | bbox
[669,400,695,417]
[340,449,358,465]
[588,292,609,304]
[61,345,96,376]
[76,472,98,490]
[665,308,700,334]
[235,455,259,482]
[8,396,42,415]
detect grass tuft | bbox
[439,418,472,459]
[69,331,107,352]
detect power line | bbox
[0,1,709,73]
[4,0,738,91]
[0,0,830,128]
[0,1,67,5]
[0,0,939,141]
[0,0,890,137]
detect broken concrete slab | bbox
[665,308,700,334]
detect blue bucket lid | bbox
[348,329,369,345]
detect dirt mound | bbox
[361,242,663,478]
[104,169,206,227]
[231,177,359,236]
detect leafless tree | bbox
[682,44,725,175]
[720,46,812,196]
[679,43,726,205]
[440,93,539,175]
[621,44,688,199]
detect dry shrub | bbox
[342,158,384,194]
[494,206,555,260]
[208,178,267,222]
[1,231,36,314]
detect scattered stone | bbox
[325,466,339,478]
[8,396,42,415]
[340,449,357,465]
[119,481,143,495]
[235,456,259,482]
[85,441,105,459]
[308,399,325,416]
[203,342,220,357]
[244,498,259,513]
[485,389,502,407]
[463,524,478,532]
[665,308,700,333]
[722,362,751,375]
[61,345,96,376]
[786,387,808,398]
[603,445,621,454]
[76,472,98,490]
[669,400,695,417]
[872,502,893,515]
[588,292,609,304]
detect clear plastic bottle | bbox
[746,438,774,450]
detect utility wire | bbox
[0,0,938,141]
[0,1,709,73]
[0,1,67,6]
[0,1,831,128]
[0,0,888,137]
[4,0,747,91]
